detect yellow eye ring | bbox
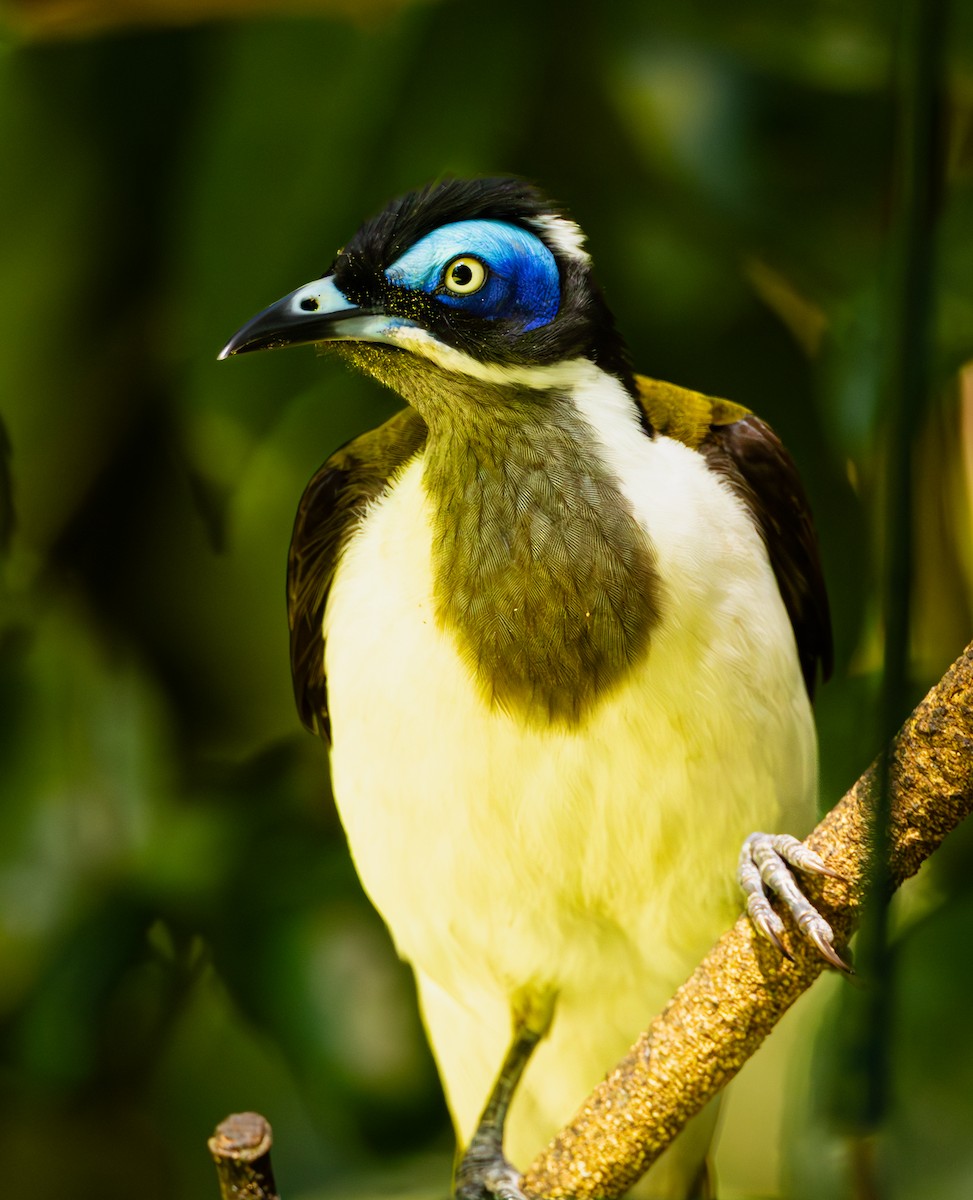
[442,256,487,295]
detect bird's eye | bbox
[442,256,487,295]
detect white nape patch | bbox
[526,213,591,264]
[384,323,598,389]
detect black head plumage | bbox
[329,177,636,391]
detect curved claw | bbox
[805,920,853,973]
[739,832,852,972]
[769,834,845,882]
[745,891,790,958]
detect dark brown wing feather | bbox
[287,406,428,739]
[701,415,833,696]
[635,375,833,698]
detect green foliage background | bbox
[1,2,972,1197]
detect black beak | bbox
[218,276,381,359]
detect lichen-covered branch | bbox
[209,1112,280,1200]
[523,641,973,1200]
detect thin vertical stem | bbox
[844,0,947,1187]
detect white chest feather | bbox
[322,375,816,1161]
[325,384,814,981]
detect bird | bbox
[219,177,842,1200]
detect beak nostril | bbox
[299,297,319,312]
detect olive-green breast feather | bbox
[288,377,831,741]
[636,375,832,696]
[287,405,428,738]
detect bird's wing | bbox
[635,375,833,697]
[287,405,428,739]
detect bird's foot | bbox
[738,832,851,972]
[455,1130,527,1200]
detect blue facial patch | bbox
[384,220,560,331]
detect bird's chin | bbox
[332,340,403,362]
[333,340,410,384]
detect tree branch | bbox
[209,1112,280,1200]
[523,640,973,1200]
[206,645,973,1200]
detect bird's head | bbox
[219,178,635,406]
